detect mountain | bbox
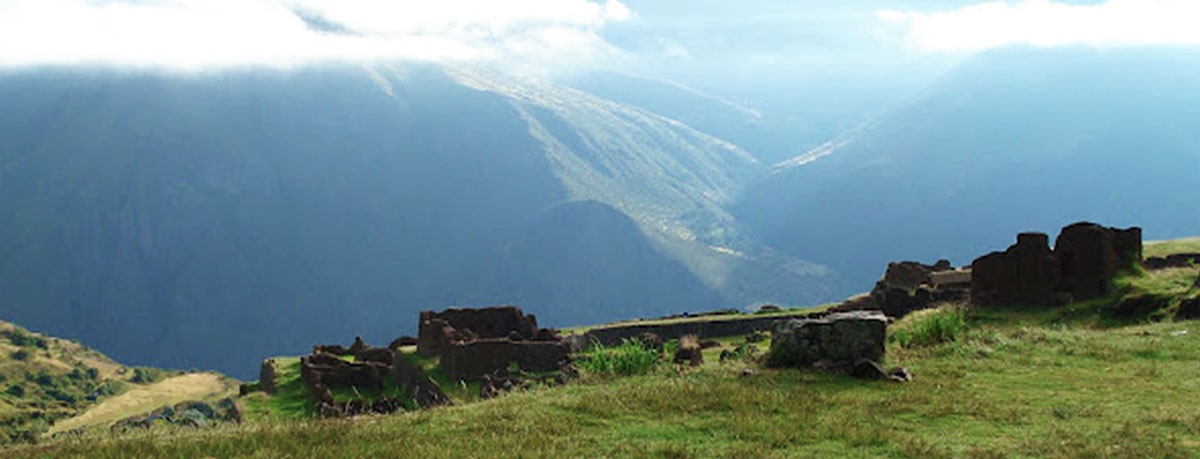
[0,64,834,378]
[737,47,1200,292]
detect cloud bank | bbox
[880,0,1200,52]
[0,0,632,72]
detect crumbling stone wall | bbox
[831,260,971,319]
[765,311,888,370]
[418,306,544,357]
[440,339,570,381]
[971,222,1142,306]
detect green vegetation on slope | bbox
[13,240,1200,457]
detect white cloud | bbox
[879,0,1200,52]
[0,0,632,72]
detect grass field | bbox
[9,240,1200,457]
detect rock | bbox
[850,359,888,380]
[758,305,782,313]
[741,368,757,377]
[636,332,664,353]
[1056,223,1142,300]
[972,232,1059,306]
[1144,253,1200,270]
[888,366,914,382]
[1114,294,1172,318]
[745,331,767,343]
[1176,295,1200,321]
[766,311,888,371]
[259,358,279,395]
[673,335,704,367]
[700,340,721,350]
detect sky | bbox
[0,0,1198,73]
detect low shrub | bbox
[577,339,661,376]
[890,305,967,348]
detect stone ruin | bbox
[832,260,972,318]
[417,306,571,381]
[972,222,1142,306]
[265,335,452,418]
[766,311,909,381]
[1144,253,1200,271]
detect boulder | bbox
[766,311,888,370]
[1055,223,1142,300]
[971,232,1059,306]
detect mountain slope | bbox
[738,47,1200,292]
[0,64,831,378]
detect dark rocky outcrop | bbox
[971,222,1143,306]
[766,311,888,371]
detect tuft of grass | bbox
[576,339,661,377]
[890,304,967,348]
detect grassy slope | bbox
[14,239,1200,457]
[1145,237,1200,258]
[0,320,237,440]
[47,373,236,435]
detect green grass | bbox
[889,305,967,348]
[23,315,1200,458]
[13,239,1200,456]
[1145,237,1200,258]
[577,339,661,376]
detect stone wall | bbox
[418,306,542,357]
[440,339,571,381]
[972,222,1142,306]
[576,311,817,350]
[765,311,888,370]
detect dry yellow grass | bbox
[47,373,238,435]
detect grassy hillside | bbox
[10,239,1200,457]
[0,320,238,443]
